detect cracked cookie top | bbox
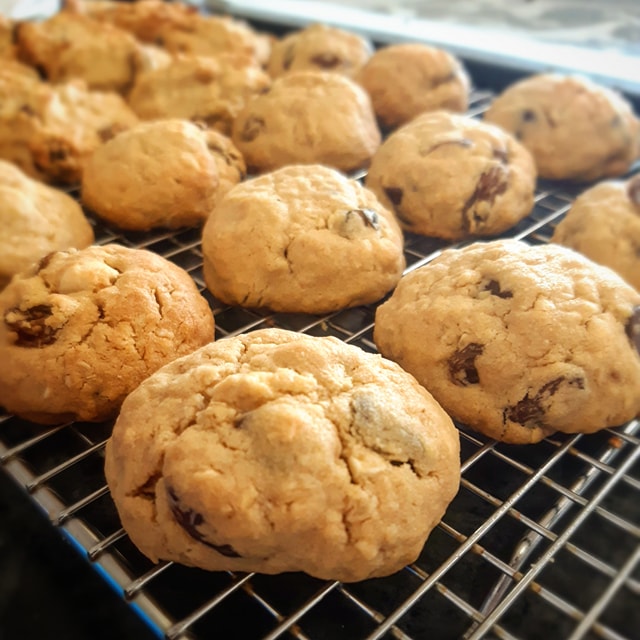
[201,164,405,314]
[374,239,640,444]
[356,43,470,131]
[0,160,94,288]
[365,110,536,240]
[484,73,640,182]
[105,327,460,582]
[0,244,214,424]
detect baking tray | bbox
[1,9,640,640]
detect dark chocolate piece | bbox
[483,279,513,299]
[384,187,403,206]
[448,343,484,386]
[310,52,341,69]
[625,306,640,355]
[4,304,60,347]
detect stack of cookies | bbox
[1,0,639,584]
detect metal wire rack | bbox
[1,83,639,640]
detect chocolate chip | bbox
[282,44,295,70]
[448,343,484,386]
[384,187,403,206]
[483,279,513,299]
[521,109,536,123]
[166,486,242,557]
[461,165,509,233]
[627,176,640,207]
[97,125,120,143]
[310,52,341,69]
[48,146,68,162]
[345,208,379,229]
[240,116,265,142]
[626,306,640,355]
[4,304,60,347]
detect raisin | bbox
[483,279,513,299]
[166,486,242,557]
[384,187,403,206]
[345,208,379,229]
[4,304,60,347]
[626,306,640,355]
[627,176,640,207]
[310,52,341,69]
[240,116,265,142]
[448,343,484,386]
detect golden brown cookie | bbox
[105,328,461,582]
[356,43,471,130]
[0,72,138,184]
[0,160,94,289]
[16,12,148,94]
[374,239,640,444]
[0,15,18,60]
[267,23,372,79]
[484,73,640,181]
[231,70,381,174]
[81,119,244,230]
[0,244,215,424]
[365,111,536,239]
[201,164,404,313]
[552,175,640,291]
[128,54,271,136]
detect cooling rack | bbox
[1,80,639,640]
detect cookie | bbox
[0,72,138,184]
[374,239,640,444]
[16,12,147,94]
[202,164,405,313]
[365,111,536,239]
[128,54,271,136]
[105,327,461,582]
[552,175,640,291]
[267,23,372,79]
[81,119,244,230]
[356,43,471,130]
[483,73,640,182]
[231,70,381,173]
[0,244,215,424]
[0,160,94,289]
[0,15,18,60]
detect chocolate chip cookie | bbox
[231,70,381,174]
[365,111,536,239]
[356,43,470,130]
[105,328,460,582]
[374,239,640,444]
[552,175,640,291]
[267,23,372,79]
[128,54,271,136]
[81,119,244,230]
[484,73,640,182]
[0,244,215,424]
[0,160,94,289]
[201,164,405,313]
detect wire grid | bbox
[1,87,639,640]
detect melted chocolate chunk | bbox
[625,306,640,355]
[310,52,341,69]
[345,208,379,229]
[461,166,508,233]
[4,304,60,347]
[627,177,640,207]
[166,486,242,557]
[448,343,484,386]
[240,116,265,142]
[384,187,403,206]
[483,279,513,299]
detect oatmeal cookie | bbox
[365,111,536,239]
[201,164,404,313]
[231,70,381,173]
[356,43,471,130]
[0,160,94,289]
[0,244,215,424]
[267,23,372,79]
[484,73,640,181]
[82,119,244,230]
[552,175,640,291]
[105,328,460,582]
[0,72,138,184]
[128,54,271,136]
[374,239,640,444]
